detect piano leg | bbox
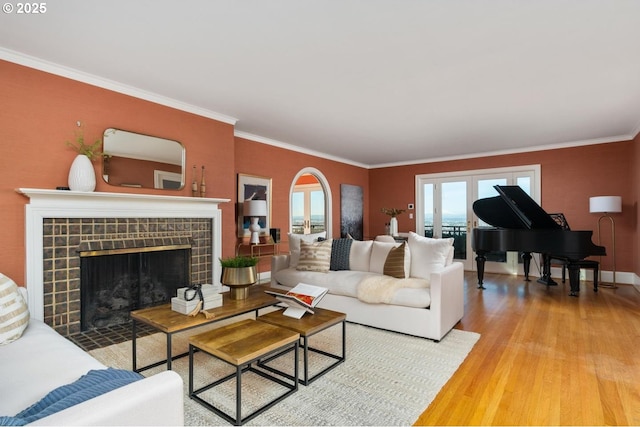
[475,252,486,289]
[521,252,531,281]
[536,253,558,286]
[567,263,581,297]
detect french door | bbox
[415,165,540,273]
[291,183,325,234]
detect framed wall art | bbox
[237,173,272,238]
[340,184,363,240]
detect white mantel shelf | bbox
[17,188,230,215]
[17,188,229,321]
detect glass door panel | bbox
[310,190,325,233]
[441,181,468,263]
[422,183,434,237]
[291,192,306,234]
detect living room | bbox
[1,2,640,425]
[1,58,639,290]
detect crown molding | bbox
[234,131,370,169]
[0,47,238,125]
[369,134,636,169]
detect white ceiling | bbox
[2,0,640,168]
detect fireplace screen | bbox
[80,247,191,330]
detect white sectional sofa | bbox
[271,232,465,341]
[0,287,184,426]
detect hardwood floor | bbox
[414,272,640,426]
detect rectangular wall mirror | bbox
[102,128,185,190]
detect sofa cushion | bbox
[288,232,327,268]
[349,240,373,272]
[408,231,454,280]
[296,239,333,272]
[383,242,408,279]
[330,238,353,271]
[0,273,30,346]
[370,241,410,277]
[273,268,431,308]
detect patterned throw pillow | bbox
[330,238,353,271]
[0,273,30,345]
[383,242,408,278]
[296,239,333,272]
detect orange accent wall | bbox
[295,174,320,185]
[634,132,640,276]
[369,141,636,273]
[0,60,236,284]
[234,136,370,270]
[1,59,638,284]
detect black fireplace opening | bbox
[80,247,191,331]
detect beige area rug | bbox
[90,317,480,426]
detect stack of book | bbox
[171,284,223,314]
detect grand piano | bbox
[471,185,605,296]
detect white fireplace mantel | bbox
[17,188,230,321]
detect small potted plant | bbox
[66,121,102,192]
[219,255,259,300]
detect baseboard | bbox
[548,266,636,286]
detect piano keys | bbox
[471,185,605,296]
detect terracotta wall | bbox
[369,141,636,273]
[0,60,236,285]
[1,59,637,284]
[234,136,370,271]
[634,133,640,277]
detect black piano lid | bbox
[474,185,562,230]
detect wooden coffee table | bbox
[257,306,346,385]
[130,284,280,372]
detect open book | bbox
[265,283,329,318]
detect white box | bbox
[171,294,222,314]
[176,284,222,301]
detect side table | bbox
[189,319,299,426]
[257,307,346,385]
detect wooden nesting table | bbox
[257,306,346,385]
[129,284,280,373]
[189,319,300,425]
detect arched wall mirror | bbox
[289,168,332,237]
[102,128,185,190]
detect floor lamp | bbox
[589,196,622,288]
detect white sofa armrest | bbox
[271,254,291,286]
[30,371,184,426]
[428,261,465,339]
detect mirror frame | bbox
[102,128,185,190]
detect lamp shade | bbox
[589,196,622,213]
[244,199,267,217]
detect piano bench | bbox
[561,260,599,292]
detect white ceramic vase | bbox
[389,216,398,236]
[68,154,96,192]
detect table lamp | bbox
[244,199,267,244]
[589,196,622,288]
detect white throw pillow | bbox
[296,239,333,272]
[407,231,454,280]
[288,231,327,268]
[369,241,410,277]
[349,240,373,272]
[0,273,30,345]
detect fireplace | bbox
[18,189,229,337]
[80,244,191,330]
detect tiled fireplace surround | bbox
[18,189,229,337]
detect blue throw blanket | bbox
[0,368,143,426]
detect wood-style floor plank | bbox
[414,272,640,426]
